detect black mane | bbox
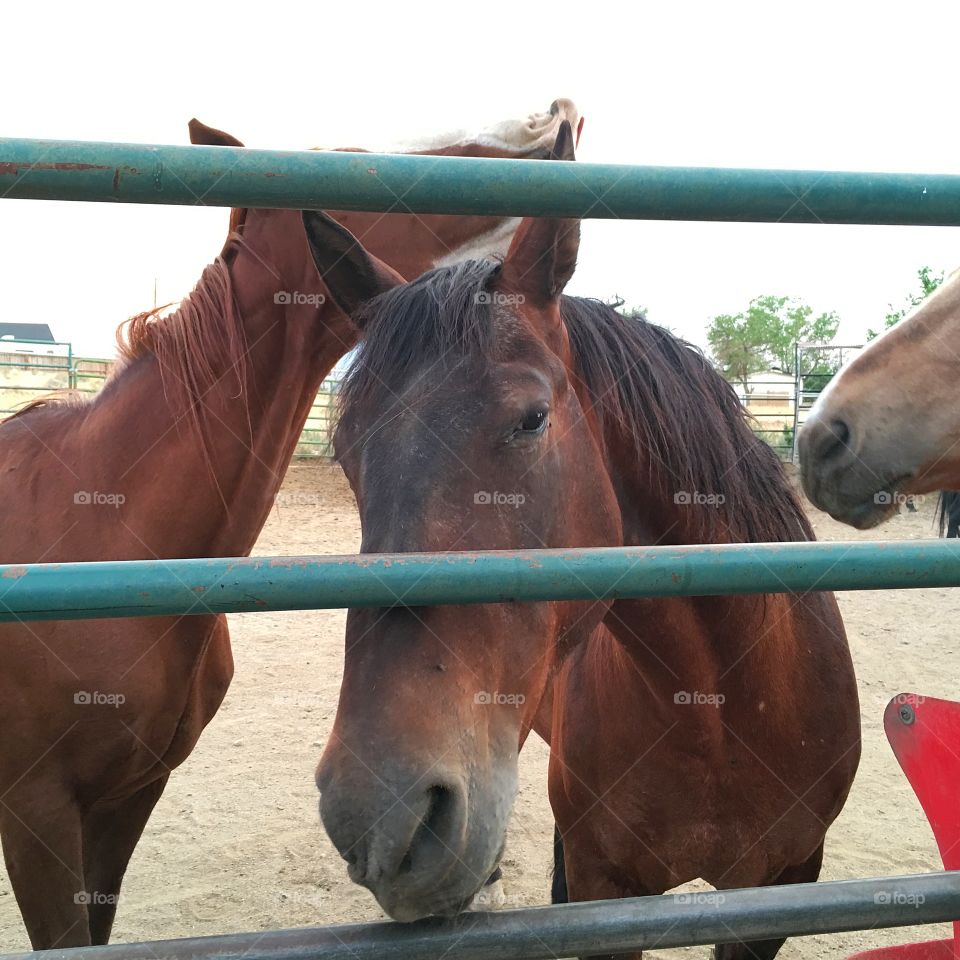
[560,296,811,543]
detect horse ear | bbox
[499,121,579,303]
[550,119,576,162]
[499,212,580,304]
[302,211,404,319]
[188,119,245,147]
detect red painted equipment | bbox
[849,694,960,960]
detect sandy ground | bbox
[0,462,955,958]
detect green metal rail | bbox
[3,137,960,223]
[1,540,959,623]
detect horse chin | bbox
[372,883,486,924]
[822,482,908,529]
[827,499,899,530]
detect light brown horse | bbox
[0,100,579,950]
[302,122,860,960]
[800,271,960,527]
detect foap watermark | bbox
[274,492,323,507]
[74,891,120,905]
[74,491,125,507]
[674,491,725,506]
[278,889,327,909]
[474,491,525,508]
[475,291,525,306]
[874,890,926,907]
[469,885,517,910]
[674,690,725,707]
[673,892,726,906]
[274,291,326,308]
[874,491,924,508]
[889,693,926,707]
[475,691,526,708]
[74,691,125,708]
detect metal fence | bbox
[1,135,958,959]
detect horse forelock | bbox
[334,260,503,445]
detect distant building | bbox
[0,323,66,356]
[734,371,794,402]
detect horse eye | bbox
[517,410,547,434]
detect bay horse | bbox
[303,122,860,959]
[800,268,960,526]
[0,100,579,950]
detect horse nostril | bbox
[808,417,852,463]
[830,419,850,448]
[398,784,458,876]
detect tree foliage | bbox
[866,266,945,340]
[706,295,840,392]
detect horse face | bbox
[304,154,621,921]
[800,271,960,527]
[324,348,617,921]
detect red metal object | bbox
[849,694,960,960]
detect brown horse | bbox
[800,271,960,527]
[303,123,860,959]
[0,100,579,950]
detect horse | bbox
[302,121,861,960]
[799,268,960,526]
[0,100,579,950]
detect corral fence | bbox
[739,342,864,461]
[2,136,960,959]
[0,342,341,456]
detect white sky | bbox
[4,0,960,357]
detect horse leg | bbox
[0,787,90,948]
[713,841,825,960]
[554,825,655,960]
[81,775,169,944]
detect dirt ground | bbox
[0,462,954,958]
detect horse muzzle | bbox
[799,410,907,528]
[316,752,517,921]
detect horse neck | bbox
[595,408,805,690]
[96,207,355,558]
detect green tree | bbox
[707,295,840,393]
[867,266,945,340]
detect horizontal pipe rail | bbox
[1,540,959,623]
[4,138,960,223]
[6,872,958,960]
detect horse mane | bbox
[4,244,250,494]
[113,249,250,476]
[338,261,811,545]
[559,296,812,544]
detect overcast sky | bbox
[4,0,960,357]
